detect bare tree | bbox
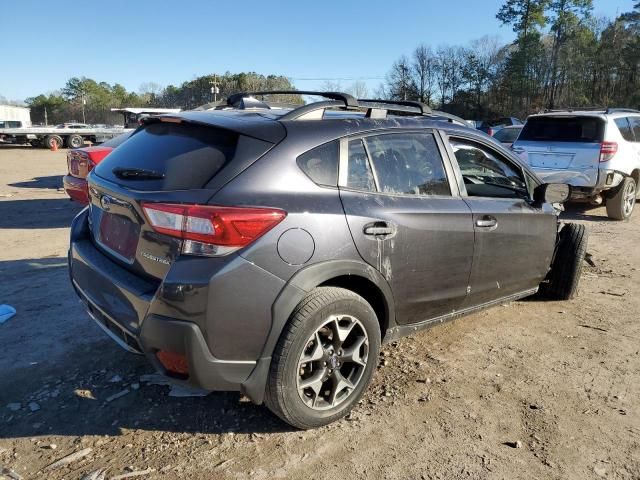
[386,55,418,100]
[412,44,436,104]
[346,81,369,98]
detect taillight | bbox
[487,127,494,136]
[599,141,618,162]
[142,203,287,257]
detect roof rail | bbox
[542,106,606,113]
[226,90,358,108]
[222,90,449,121]
[359,99,432,115]
[606,108,640,114]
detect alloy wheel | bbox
[296,314,369,410]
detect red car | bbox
[64,132,132,204]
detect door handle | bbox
[363,222,394,236]
[475,216,498,228]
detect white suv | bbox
[513,109,640,220]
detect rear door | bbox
[513,115,605,187]
[444,135,557,307]
[338,130,474,325]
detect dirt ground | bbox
[0,145,638,480]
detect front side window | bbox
[362,133,450,196]
[450,139,529,199]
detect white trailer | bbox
[0,125,132,148]
[0,105,31,128]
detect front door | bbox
[338,131,475,325]
[446,137,558,307]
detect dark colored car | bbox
[68,91,587,429]
[493,125,523,148]
[64,132,133,204]
[478,117,523,136]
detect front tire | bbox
[540,223,588,300]
[606,176,636,220]
[265,287,381,429]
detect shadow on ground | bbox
[0,338,292,438]
[0,197,81,229]
[560,203,616,222]
[9,175,64,190]
[0,255,292,438]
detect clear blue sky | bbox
[1,0,634,101]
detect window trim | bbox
[444,134,536,202]
[337,129,460,198]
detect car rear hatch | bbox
[86,115,285,283]
[513,115,605,186]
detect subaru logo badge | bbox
[100,195,112,211]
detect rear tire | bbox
[265,287,381,429]
[539,223,588,300]
[66,134,83,149]
[605,177,636,220]
[44,135,63,150]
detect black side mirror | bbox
[534,183,570,205]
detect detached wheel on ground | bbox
[606,176,636,220]
[265,287,381,429]
[540,223,588,300]
[44,135,63,150]
[66,134,84,149]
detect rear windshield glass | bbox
[519,116,604,143]
[95,122,269,190]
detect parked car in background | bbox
[493,125,523,148]
[63,131,133,204]
[56,123,90,129]
[69,91,587,429]
[478,117,523,136]
[513,108,640,220]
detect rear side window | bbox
[346,139,375,191]
[363,133,450,196]
[630,117,640,142]
[297,141,339,186]
[95,122,271,191]
[519,116,604,143]
[615,118,635,141]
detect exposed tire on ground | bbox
[44,135,63,150]
[265,287,381,429]
[539,223,588,300]
[606,176,636,220]
[66,134,83,149]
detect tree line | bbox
[378,0,640,119]
[21,72,296,125]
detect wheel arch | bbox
[241,260,396,404]
[630,169,640,189]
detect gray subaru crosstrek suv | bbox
[69,91,587,429]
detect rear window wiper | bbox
[112,167,165,180]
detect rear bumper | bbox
[68,208,273,395]
[63,175,89,204]
[532,167,624,198]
